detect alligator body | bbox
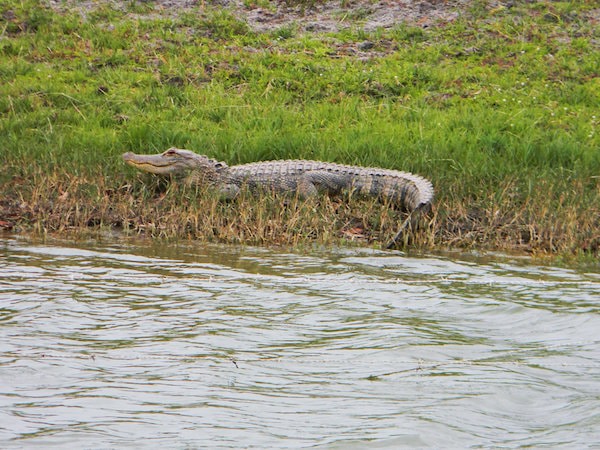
[123,147,434,247]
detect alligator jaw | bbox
[122,152,176,175]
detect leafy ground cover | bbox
[1,0,598,258]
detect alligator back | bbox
[229,160,434,213]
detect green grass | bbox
[1,0,599,256]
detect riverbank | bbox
[1,1,598,258]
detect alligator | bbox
[123,147,434,247]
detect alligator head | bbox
[123,147,228,183]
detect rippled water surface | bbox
[1,236,599,448]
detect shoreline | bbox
[1,1,598,260]
[2,163,597,259]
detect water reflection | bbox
[1,236,599,448]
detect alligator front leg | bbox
[217,183,241,200]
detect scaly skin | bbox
[123,147,434,246]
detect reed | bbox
[1,1,598,257]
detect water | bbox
[1,236,599,448]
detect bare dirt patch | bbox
[231,0,470,32]
[50,0,473,32]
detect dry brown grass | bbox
[435,178,600,256]
[2,173,598,257]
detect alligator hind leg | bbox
[296,171,351,198]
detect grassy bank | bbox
[1,0,599,257]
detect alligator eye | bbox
[164,148,178,156]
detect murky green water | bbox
[1,236,599,448]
